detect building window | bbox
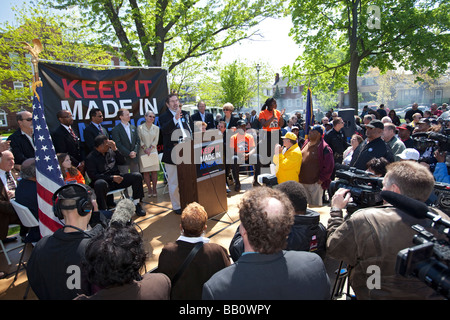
[280,87,286,94]
[0,110,7,127]
[292,86,299,93]
[13,82,24,90]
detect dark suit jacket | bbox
[110,123,140,162]
[15,179,40,242]
[0,178,20,240]
[51,125,83,166]
[191,111,215,130]
[225,116,240,130]
[202,250,330,300]
[159,109,193,165]
[7,129,35,165]
[250,115,262,129]
[84,122,109,155]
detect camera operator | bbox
[326,160,450,299]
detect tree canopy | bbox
[44,0,286,72]
[286,0,450,112]
[0,3,112,112]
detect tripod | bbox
[330,260,355,300]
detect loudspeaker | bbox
[338,108,356,138]
[52,184,94,220]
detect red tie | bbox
[69,127,77,140]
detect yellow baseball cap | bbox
[282,132,297,140]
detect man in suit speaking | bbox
[191,101,215,130]
[159,94,193,215]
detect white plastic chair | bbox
[0,224,24,265]
[10,200,39,281]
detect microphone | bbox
[380,191,450,229]
[110,198,135,226]
[185,113,192,135]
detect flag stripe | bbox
[33,85,65,237]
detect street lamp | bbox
[256,63,261,109]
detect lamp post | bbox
[256,63,261,109]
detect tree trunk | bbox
[348,53,360,114]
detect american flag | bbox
[304,87,315,138]
[32,84,65,237]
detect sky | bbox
[0,0,301,73]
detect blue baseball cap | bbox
[310,124,324,135]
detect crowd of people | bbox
[1,95,449,300]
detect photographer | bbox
[433,149,450,184]
[326,161,449,299]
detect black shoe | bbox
[2,237,17,244]
[253,181,261,187]
[234,184,241,192]
[135,203,146,217]
[174,209,182,215]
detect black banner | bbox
[38,62,169,145]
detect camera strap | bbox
[172,242,204,287]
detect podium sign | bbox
[177,131,227,217]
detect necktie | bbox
[5,171,16,195]
[98,124,103,133]
[69,127,78,140]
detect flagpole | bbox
[22,38,43,83]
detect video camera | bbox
[432,182,450,214]
[412,130,450,154]
[257,173,278,187]
[330,164,384,213]
[381,191,450,299]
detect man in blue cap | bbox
[299,125,334,206]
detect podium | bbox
[177,130,228,218]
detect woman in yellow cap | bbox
[273,131,302,184]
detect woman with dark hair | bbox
[388,109,401,126]
[259,98,286,164]
[75,224,171,300]
[259,98,285,130]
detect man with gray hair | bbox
[382,122,406,161]
[7,110,35,170]
[0,150,21,243]
[15,158,40,242]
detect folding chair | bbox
[158,153,169,194]
[0,224,24,265]
[10,200,39,282]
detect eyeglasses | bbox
[95,114,104,118]
[24,118,33,121]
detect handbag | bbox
[171,242,204,287]
[139,153,159,168]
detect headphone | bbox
[52,184,94,220]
